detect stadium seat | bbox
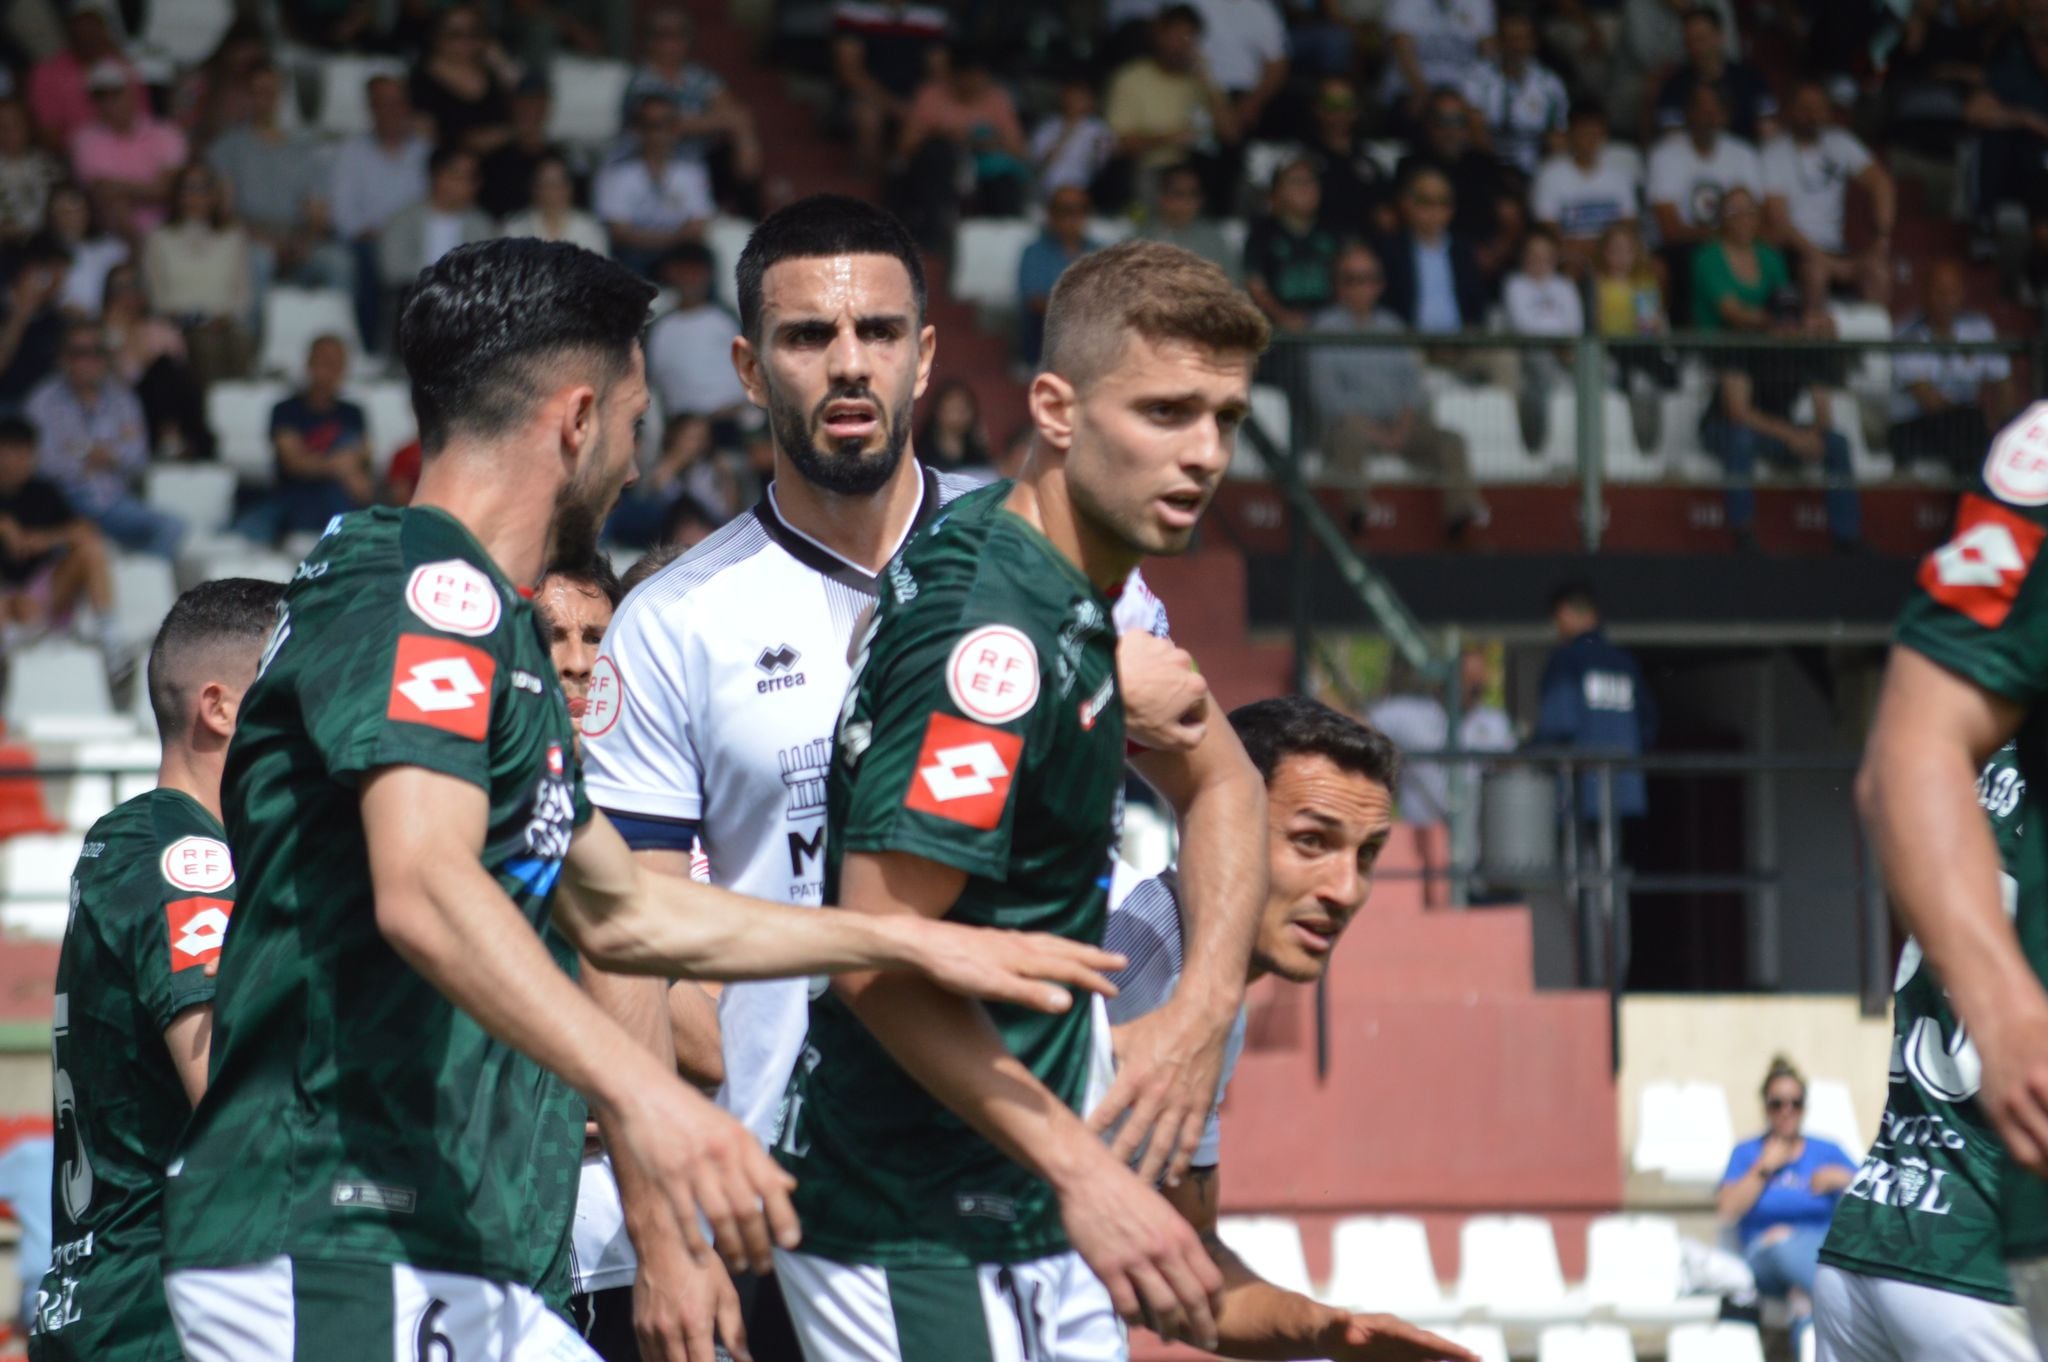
[146,463,237,535]
[705,217,754,309]
[0,832,81,897]
[1456,1216,1584,1324]
[138,0,234,65]
[950,219,1038,310]
[1430,388,1523,479]
[1539,390,1637,483]
[110,555,178,654]
[1219,219,1249,263]
[1086,217,1135,245]
[1324,1216,1458,1322]
[1635,1081,1736,1182]
[546,56,632,146]
[1666,1321,1767,1362]
[260,287,365,378]
[1436,1325,1508,1362]
[316,55,407,137]
[48,773,114,830]
[181,546,299,587]
[207,380,291,487]
[1802,1079,1865,1158]
[1244,141,1295,192]
[1536,1322,1636,1362]
[349,379,419,474]
[1657,387,1721,483]
[1584,1215,1721,1326]
[0,898,69,941]
[1217,1216,1315,1298]
[1241,384,1292,474]
[2,642,128,741]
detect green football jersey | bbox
[1818,744,2028,1302]
[773,481,1127,1268]
[159,506,592,1287]
[29,791,231,1362]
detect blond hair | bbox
[1042,239,1270,390]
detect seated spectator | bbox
[625,9,760,210]
[169,19,271,147]
[478,77,565,222]
[1381,0,1498,130]
[43,180,127,318]
[1761,81,1895,306]
[1501,227,1582,448]
[596,97,713,278]
[1310,242,1482,541]
[917,379,991,473]
[1591,221,1676,439]
[237,335,375,544]
[1188,0,1289,138]
[1885,0,1991,207]
[1890,259,2018,475]
[0,99,60,243]
[1719,1057,1855,1353]
[1542,0,1621,101]
[498,0,609,73]
[1395,87,1509,250]
[832,0,948,176]
[0,412,110,642]
[894,45,1029,250]
[409,4,514,154]
[1699,366,1861,556]
[1615,0,1734,137]
[101,262,212,462]
[1017,186,1100,367]
[1377,166,1489,336]
[1688,187,1788,332]
[1135,162,1237,280]
[1307,78,1394,239]
[0,238,71,407]
[1102,5,1239,215]
[330,76,430,351]
[1031,77,1115,204]
[1532,101,1639,274]
[70,63,187,242]
[502,154,608,255]
[1648,84,1760,316]
[1243,157,1340,332]
[645,242,746,425]
[606,413,734,546]
[1653,5,1777,142]
[1461,9,1570,176]
[144,165,254,387]
[26,2,141,153]
[379,146,493,303]
[209,60,353,300]
[26,320,181,559]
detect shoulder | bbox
[611,509,775,626]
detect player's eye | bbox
[786,325,832,347]
[857,321,902,343]
[1291,832,1324,854]
[1147,403,1187,425]
[1216,408,1246,433]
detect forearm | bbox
[1210,1269,1345,1361]
[670,983,724,1088]
[1716,1167,1769,1223]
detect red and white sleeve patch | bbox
[387,633,496,740]
[166,896,233,970]
[1918,494,2047,629]
[903,712,1024,831]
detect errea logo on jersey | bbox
[905,713,1023,830]
[388,634,496,740]
[1919,494,2046,629]
[165,896,232,969]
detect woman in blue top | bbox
[1719,1056,1857,1346]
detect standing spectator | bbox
[502,154,608,255]
[1016,185,1100,367]
[1030,77,1115,203]
[894,45,1029,250]
[477,77,565,222]
[832,0,948,176]
[377,146,493,320]
[101,262,211,462]
[0,99,60,243]
[70,63,186,242]
[1890,259,2017,475]
[1377,166,1490,336]
[143,165,254,387]
[26,321,180,559]
[236,335,374,543]
[1307,78,1394,239]
[644,242,746,425]
[1652,5,1777,141]
[1103,5,1239,214]
[1395,87,1510,247]
[408,3,514,154]
[916,379,991,473]
[1461,9,1570,176]
[1381,0,1497,128]
[596,97,713,277]
[26,2,140,153]
[1532,579,1654,831]
[1648,83,1760,317]
[624,9,761,207]
[1309,242,1484,540]
[1185,0,1289,137]
[1761,81,1895,305]
[0,413,111,640]
[43,180,126,318]
[0,238,71,407]
[1501,227,1583,449]
[1135,162,1237,279]
[208,61,352,301]
[1532,101,1640,272]
[329,76,430,351]
[1965,5,2048,222]
[1243,157,1340,332]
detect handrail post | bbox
[1576,333,1604,552]
[1598,764,1619,990]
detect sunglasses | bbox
[1766,1096,1804,1112]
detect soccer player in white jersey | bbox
[581,198,1264,1361]
[1104,696,1474,1362]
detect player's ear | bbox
[732,335,766,409]
[195,680,238,742]
[911,322,937,401]
[559,384,599,471]
[1028,371,1076,453]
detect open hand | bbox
[905,916,1124,1014]
[1322,1312,1481,1362]
[1086,1000,1234,1186]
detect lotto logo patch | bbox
[1919,495,2045,629]
[387,634,496,740]
[946,625,1039,723]
[904,713,1023,830]
[160,836,234,893]
[405,559,502,637]
[165,896,232,969]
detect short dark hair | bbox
[1684,4,1724,27]
[735,195,926,341]
[428,143,475,178]
[539,551,623,608]
[147,578,285,736]
[620,540,686,594]
[0,414,34,448]
[657,240,716,276]
[1229,696,1401,794]
[1549,578,1599,615]
[1158,2,1202,28]
[398,238,656,455]
[1568,98,1607,124]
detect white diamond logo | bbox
[397,658,486,712]
[172,907,231,959]
[918,742,1010,802]
[1934,524,2025,588]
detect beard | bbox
[768,375,913,497]
[548,430,618,572]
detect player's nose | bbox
[826,321,871,385]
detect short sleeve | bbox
[1834,131,1872,177]
[1816,1139,1856,1171]
[1385,0,1428,39]
[1899,453,2048,708]
[126,835,234,1032]
[593,164,631,223]
[1646,146,1679,205]
[580,595,706,823]
[1721,1138,1759,1185]
[1759,141,1792,196]
[1192,1008,1246,1168]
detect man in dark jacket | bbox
[1532,579,1655,824]
[1376,166,1490,334]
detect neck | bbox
[432,196,464,214]
[1691,130,1715,153]
[157,743,225,823]
[770,446,925,573]
[1574,149,1597,169]
[414,440,560,586]
[69,378,98,402]
[1005,460,1139,592]
[1279,210,1311,232]
[378,127,407,149]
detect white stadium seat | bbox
[3,642,128,741]
[1536,1322,1636,1362]
[547,56,632,146]
[1430,388,1523,475]
[146,462,237,535]
[1217,1217,1315,1298]
[1324,1216,1458,1322]
[348,379,419,474]
[0,832,82,897]
[1540,390,1637,483]
[317,55,407,138]
[1240,383,1291,474]
[1802,1079,1866,1159]
[261,287,365,378]
[1437,1325,1509,1362]
[950,219,1038,310]
[139,0,234,65]
[1635,1081,1735,1183]
[1456,1215,1583,1324]
[207,380,291,487]
[1584,1215,1720,1326]
[705,216,755,310]
[49,774,115,830]
[0,899,70,941]
[110,554,178,654]
[1667,1321,1767,1362]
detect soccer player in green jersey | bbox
[29,577,282,1362]
[1858,403,2048,1357]
[155,239,1125,1362]
[771,239,1273,1362]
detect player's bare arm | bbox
[163,1006,214,1108]
[1162,1168,1476,1362]
[1120,632,1211,752]
[833,846,1226,1350]
[1855,645,2048,1171]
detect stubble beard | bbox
[768,374,914,497]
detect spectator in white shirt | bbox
[376,146,494,320]
[1761,80,1896,306]
[329,75,430,352]
[1030,77,1115,202]
[1647,83,1759,318]
[1382,0,1497,127]
[1532,101,1641,273]
[1889,258,2018,476]
[1461,9,1570,175]
[500,153,609,256]
[1501,227,1583,450]
[1368,647,1516,829]
[597,95,713,277]
[644,241,747,424]
[1187,0,1289,135]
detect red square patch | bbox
[165,896,233,970]
[387,634,496,741]
[903,713,1024,831]
[1919,494,2047,629]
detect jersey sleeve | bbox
[1192,1008,1246,1170]
[1721,1138,1760,1185]
[127,831,234,1031]
[578,593,707,825]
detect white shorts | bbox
[775,1247,1126,1362]
[164,1255,601,1362]
[2009,1257,2048,1362]
[1814,1264,2038,1362]
[572,1153,638,1296]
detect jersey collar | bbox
[755,462,942,591]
